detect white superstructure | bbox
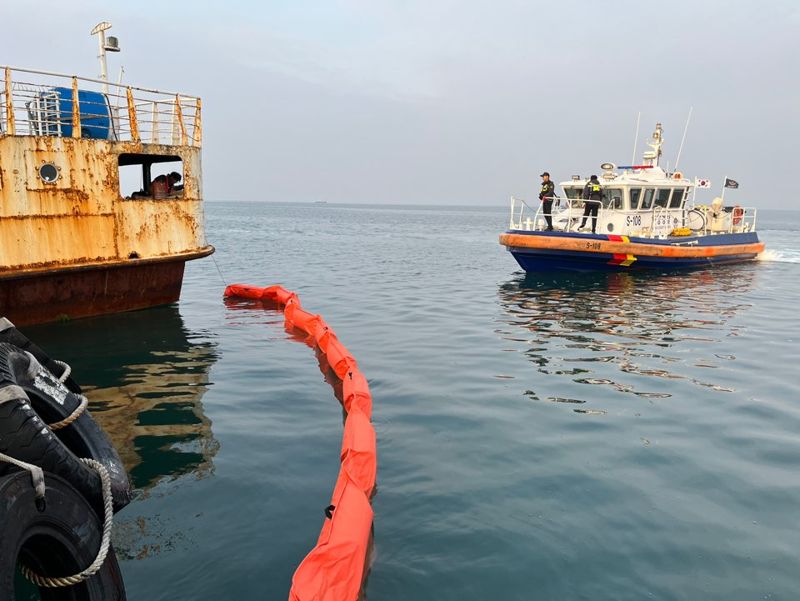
[509,123,757,238]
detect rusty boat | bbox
[0,65,213,325]
[500,123,764,272]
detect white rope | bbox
[47,395,89,431]
[0,452,45,500]
[21,459,114,588]
[52,359,72,383]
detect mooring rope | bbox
[20,458,114,588]
[53,359,71,383]
[0,452,45,501]
[47,395,89,431]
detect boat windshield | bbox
[563,185,624,209]
[602,188,624,210]
[563,186,584,199]
[670,188,687,208]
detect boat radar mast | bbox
[642,123,664,167]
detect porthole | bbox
[607,222,614,232]
[38,163,60,184]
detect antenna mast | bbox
[674,106,693,171]
[630,111,641,165]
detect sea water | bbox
[24,204,800,600]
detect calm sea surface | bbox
[24,203,800,600]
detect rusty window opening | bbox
[119,153,184,200]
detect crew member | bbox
[151,171,183,199]
[539,172,556,231]
[579,175,602,233]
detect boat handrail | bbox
[687,204,758,235]
[510,196,759,236]
[0,65,201,147]
[509,196,605,233]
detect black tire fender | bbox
[0,318,81,393]
[0,470,127,600]
[0,344,131,511]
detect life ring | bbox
[0,343,130,514]
[732,206,744,225]
[0,471,126,600]
[686,208,707,231]
[0,317,81,394]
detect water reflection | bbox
[86,310,219,491]
[497,267,759,408]
[26,306,219,490]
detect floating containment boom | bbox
[223,284,376,601]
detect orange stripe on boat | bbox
[224,284,376,601]
[499,233,764,259]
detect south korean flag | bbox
[695,177,711,189]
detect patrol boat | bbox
[0,62,213,325]
[499,123,764,272]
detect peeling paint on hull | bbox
[0,248,212,325]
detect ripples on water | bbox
[21,205,800,600]
[496,269,756,408]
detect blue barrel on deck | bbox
[52,87,112,139]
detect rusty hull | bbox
[0,254,194,326]
[0,135,213,324]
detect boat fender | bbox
[0,344,118,516]
[0,317,81,393]
[0,471,126,600]
[732,206,744,225]
[5,348,131,512]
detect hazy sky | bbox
[4,1,799,206]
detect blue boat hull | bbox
[503,231,763,273]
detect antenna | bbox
[674,106,693,171]
[630,111,641,165]
[90,21,121,95]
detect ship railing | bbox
[509,196,602,232]
[687,204,758,235]
[0,65,201,147]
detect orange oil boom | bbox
[223,284,376,601]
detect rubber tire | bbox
[0,344,132,511]
[0,318,81,394]
[0,391,107,517]
[0,470,126,600]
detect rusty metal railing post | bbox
[71,76,81,138]
[174,94,187,146]
[4,67,15,135]
[151,101,159,144]
[126,86,139,142]
[193,98,202,147]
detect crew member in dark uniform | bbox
[579,175,602,233]
[539,172,556,231]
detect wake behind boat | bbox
[499,123,764,272]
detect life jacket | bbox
[152,177,169,199]
[587,181,602,199]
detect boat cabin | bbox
[555,172,690,236]
[509,123,756,238]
